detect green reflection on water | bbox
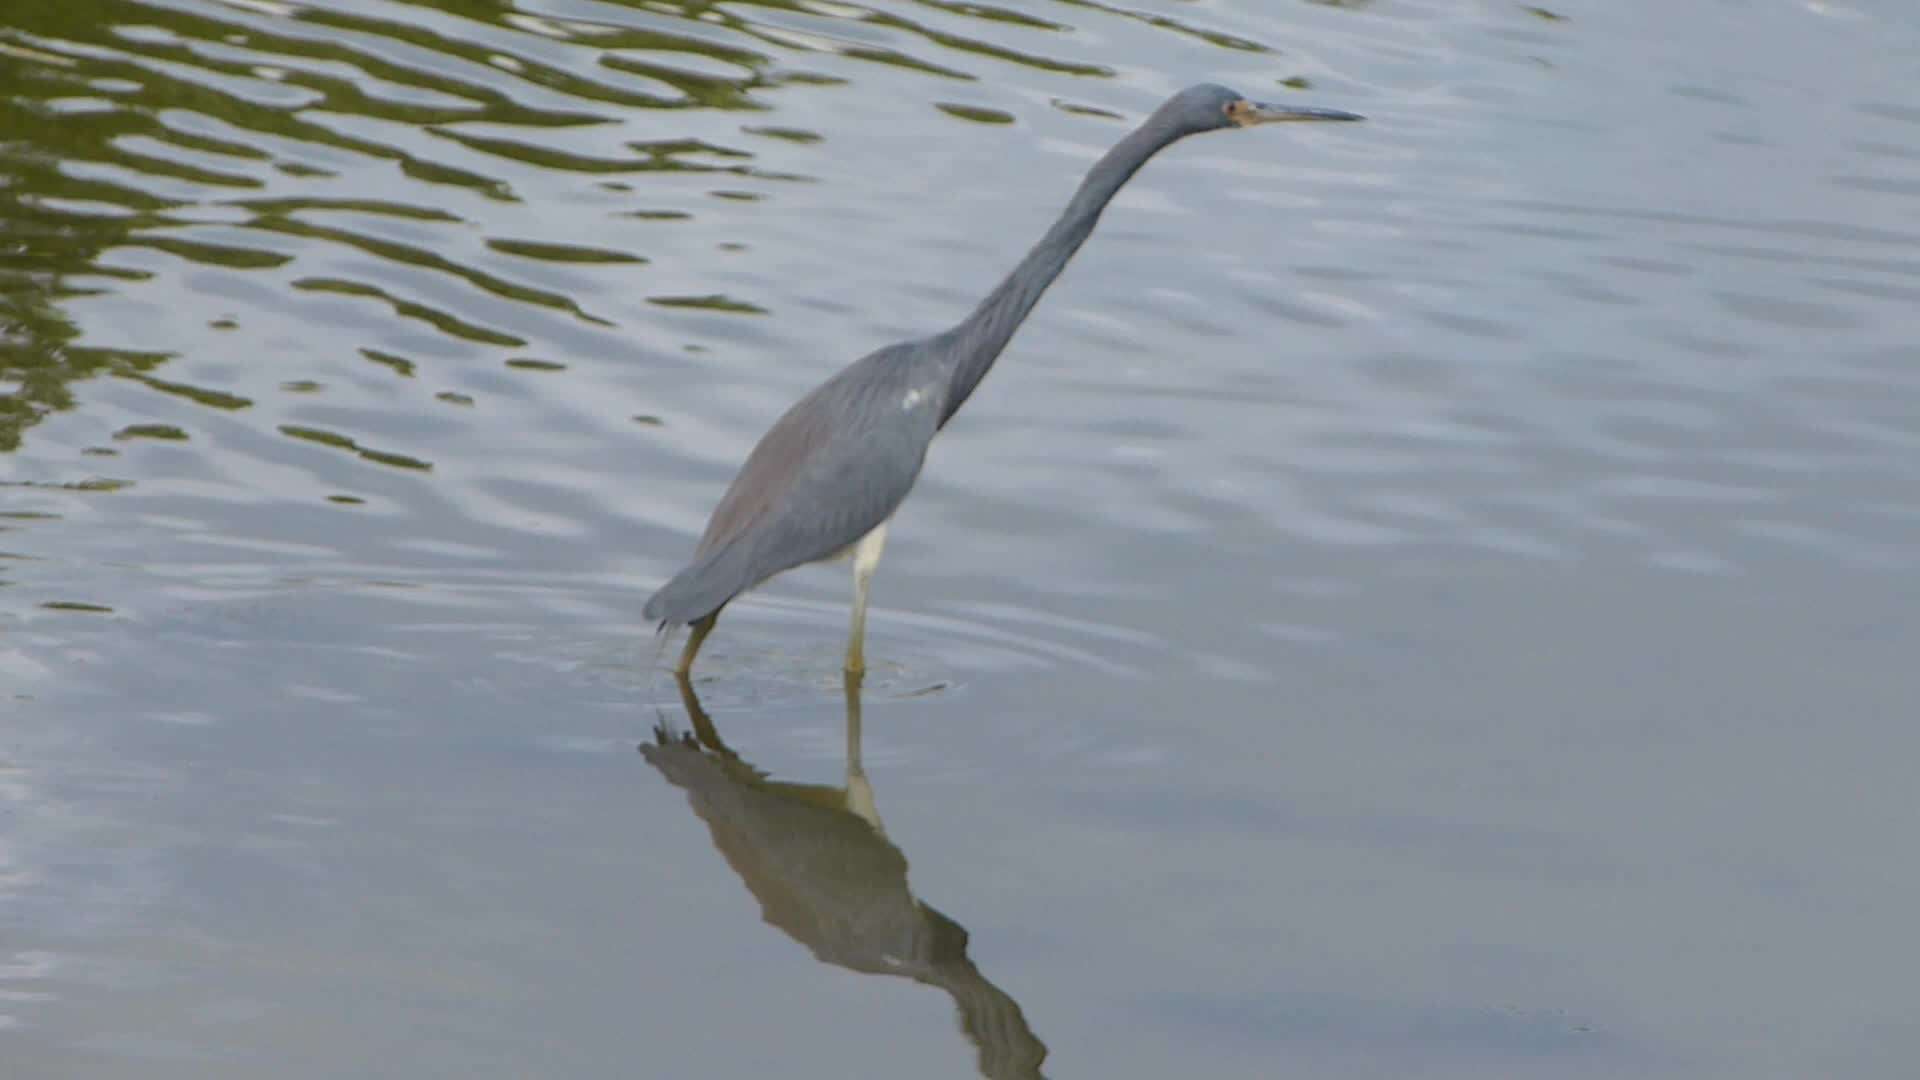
[280,422,433,471]
[257,214,616,325]
[936,101,1016,125]
[1053,0,1269,52]
[113,422,189,440]
[647,293,768,315]
[127,371,251,410]
[484,238,647,264]
[1,0,1270,462]
[360,348,416,378]
[292,276,527,347]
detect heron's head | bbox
[1161,83,1364,134]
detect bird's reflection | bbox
[642,673,1048,1080]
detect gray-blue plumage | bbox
[643,84,1362,675]
[645,341,943,622]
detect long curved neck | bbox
[938,117,1191,426]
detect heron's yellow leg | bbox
[846,523,889,674]
[676,613,717,677]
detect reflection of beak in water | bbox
[643,672,1049,1080]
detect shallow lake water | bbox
[4,1,1919,1077]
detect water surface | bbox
[4,1,1919,1077]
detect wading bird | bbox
[645,84,1362,676]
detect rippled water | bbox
[4,1,1919,1077]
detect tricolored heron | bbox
[644,84,1362,675]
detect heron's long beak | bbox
[1234,101,1365,126]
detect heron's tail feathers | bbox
[642,541,759,626]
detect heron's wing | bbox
[695,384,835,558]
[645,350,939,624]
[735,374,937,576]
